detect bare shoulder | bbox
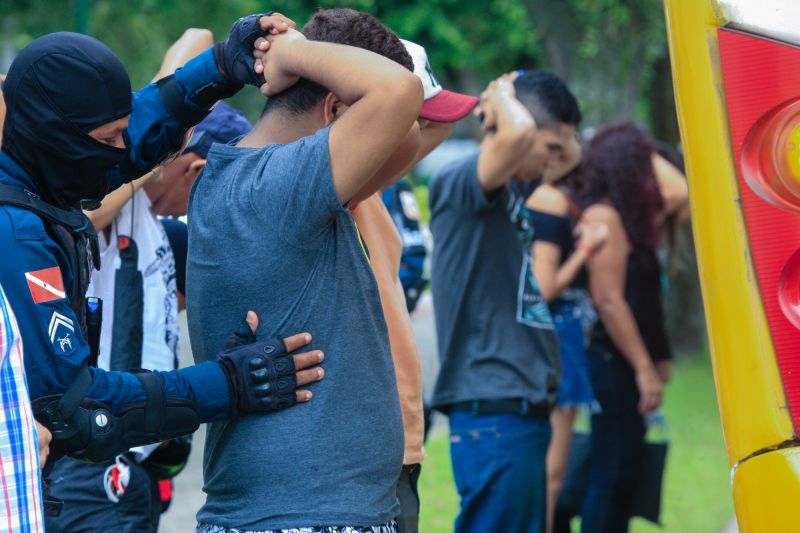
[583,203,621,225]
[526,184,569,215]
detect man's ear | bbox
[323,93,347,126]
[186,158,206,180]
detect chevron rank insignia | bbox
[48,311,75,355]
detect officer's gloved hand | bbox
[217,311,323,417]
[213,12,296,87]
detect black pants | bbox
[579,348,646,533]
[45,455,161,533]
[395,464,421,533]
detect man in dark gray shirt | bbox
[187,9,422,533]
[429,71,581,533]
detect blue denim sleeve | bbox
[124,48,238,177]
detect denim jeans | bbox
[580,347,646,533]
[449,411,551,533]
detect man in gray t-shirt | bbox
[429,71,581,533]
[186,10,423,533]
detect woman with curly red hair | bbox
[575,122,685,533]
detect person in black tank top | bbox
[554,122,687,533]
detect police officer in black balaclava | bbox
[0,14,325,507]
[2,32,134,210]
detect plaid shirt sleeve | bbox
[0,285,44,532]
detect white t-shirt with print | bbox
[87,188,179,459]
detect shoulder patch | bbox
[25,266,66,304]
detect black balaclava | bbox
[2,32,132,210]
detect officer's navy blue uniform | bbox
[0,48,231,422]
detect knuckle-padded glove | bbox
[217,335,297,417]
[213,13,273,87]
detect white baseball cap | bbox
[401,39,479,123]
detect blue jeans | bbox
[580,348,646,533]
[449,411,551,533]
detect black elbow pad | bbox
[35,370,201,464]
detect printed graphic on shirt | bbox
[507,186,553,329]
[144,239,180,367]
[103,454,131,503]
[517,254,553,328]
[25,266,65,304]
[48,311,76,354]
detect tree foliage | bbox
[0,0,702,353]
[1,0,674,139]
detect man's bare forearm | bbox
[478,92,535,193]
[282,40,419,108]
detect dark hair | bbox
[579,121,663,251]
[513,70,581,129]
[262,8,413,117]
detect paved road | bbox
[159,294,441,532]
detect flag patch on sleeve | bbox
[25,266,66,304]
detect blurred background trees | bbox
[2,0,676,141]
[0,0,703,354]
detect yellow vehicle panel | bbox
[665,0,800,529]
[663,0,793,464]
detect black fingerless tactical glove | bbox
[213,13,273,87]
[217,319,297,417]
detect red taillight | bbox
[742,98,800,212]
[778,249,800,329]
[719,28,800,430]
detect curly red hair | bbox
[579,122,663,251]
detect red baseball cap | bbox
[402,39,479,123]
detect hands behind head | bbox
[215,12,296,87]
[252,28,306,96]
[475,72,520,132]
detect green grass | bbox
[413,185,430,224]
[418,353,734,532]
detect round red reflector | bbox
[742,98,800,213]
[778,248,800,330]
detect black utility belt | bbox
[449,399,550,418]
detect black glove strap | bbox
[132,370,166,434]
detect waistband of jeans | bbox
[447,399,550,418]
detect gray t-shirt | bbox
[429,151,560,409]
[186,127,403,529]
